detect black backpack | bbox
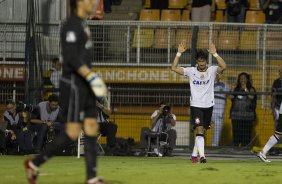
[113,138,135,156]
[227,0,242,16]
[0,131,6,153]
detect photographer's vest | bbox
[97,109,106,123]
[38,101,59,121]
[3,111,19,126]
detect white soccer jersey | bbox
[183,66,218,108]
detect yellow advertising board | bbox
[0,65,25,81]
[92,67,189,84]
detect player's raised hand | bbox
[208,43,217,54]
[178,42,187,53]
[86,72,108,97]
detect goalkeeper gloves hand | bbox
[86,72,107,97]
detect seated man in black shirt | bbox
[96,97,117,155]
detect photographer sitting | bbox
[96,97,117,156]
[2,99,34,154]
[30,94,62,153]
[140,101,177,157]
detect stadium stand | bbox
[215,0,226,10]
[197,30,213,49]
[132,9,160,48]
[139,9,160,21]
[266,31,282,50]
[154,10,181,48]
[249,0,261,10]
[168,0,187,9]
[239,29,257,50]
[103,0,142,20]
[144,0,150,8]
[175,29,192,49]
[1,0,282,153]
[160,9,181,21]
[217,30,239,50]
[245,10,266,23]
[181,10,190,21]
[215,10,225,22]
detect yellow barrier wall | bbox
[99,103,276,147]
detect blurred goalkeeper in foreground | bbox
[24,0,107,184]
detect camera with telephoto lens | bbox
[16,101,34,113]
[47,125,56,143]
[162,105,171,116]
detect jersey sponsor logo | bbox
[66,31,76,42]
[192,80,210,85]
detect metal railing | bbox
[1,21,282,148]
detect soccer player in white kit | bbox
[257,102,282,162]
[171,43,226,163]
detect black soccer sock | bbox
[32,131,72,167]
[84,135,98,180]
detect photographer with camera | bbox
[139,101,177,157]
[30,94,62,153]
[1,99,34,154]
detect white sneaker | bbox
[257,152,271,163]
[153,148,163,157]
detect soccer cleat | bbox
[153,148,163,157]
[86,177,107,184]
[257,152,271,163]
[191,156,199,163]
[200,157,207,163]
[24,159,39,184]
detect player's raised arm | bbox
[208,43,226,73]
[171,42,188,75]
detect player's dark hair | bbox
[195,49,208,61]
[52,57,59,64]
[48,94,59,102]
[6,99,15,105]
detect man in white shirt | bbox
[171,43,226,163]
[139,101,177,157]
[212,74,229,147]
[50,58,62,95]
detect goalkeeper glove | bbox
[86,72,107,97]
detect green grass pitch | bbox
[0,156,281,184]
